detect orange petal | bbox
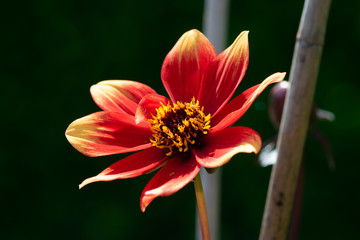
[135,94,170,125]
[198,31,249,115]
[65,111,152,157]
[79,147,168,189]
[194,126,261,168]
[161,29,217,103]
[140,154,200,212]
[91,80,156,115]
[211,72,286,132]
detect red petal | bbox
[211,72,286,132]
[194,126,261,168]
[79,147,168,189]
[65,111,152,157]
[135,94,170,125]
[91,80,156,115]
[161,29,217,103]
[140,154,200,212]
[198,31,249,115]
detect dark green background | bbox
[2,0,360,239]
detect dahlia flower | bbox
[65,29,285,211]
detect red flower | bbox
[66,29,285,212]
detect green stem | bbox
[194,173,210,240]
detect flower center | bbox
[149,97,211,156]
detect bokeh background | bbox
[2,0,360,239]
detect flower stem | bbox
[194,173,210,240]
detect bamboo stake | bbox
[196,0,229,240]
[259,0,332,239]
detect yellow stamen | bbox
[148,98,211,156]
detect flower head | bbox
[65,29,285,212]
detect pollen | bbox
[149,97,211,156]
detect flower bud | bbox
[264,81,335,169]
[268,81,289,129]
[268,81,335,130]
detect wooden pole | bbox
[197,0,229,240]
[259,0,332,239]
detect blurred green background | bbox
[2,0,360,239]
